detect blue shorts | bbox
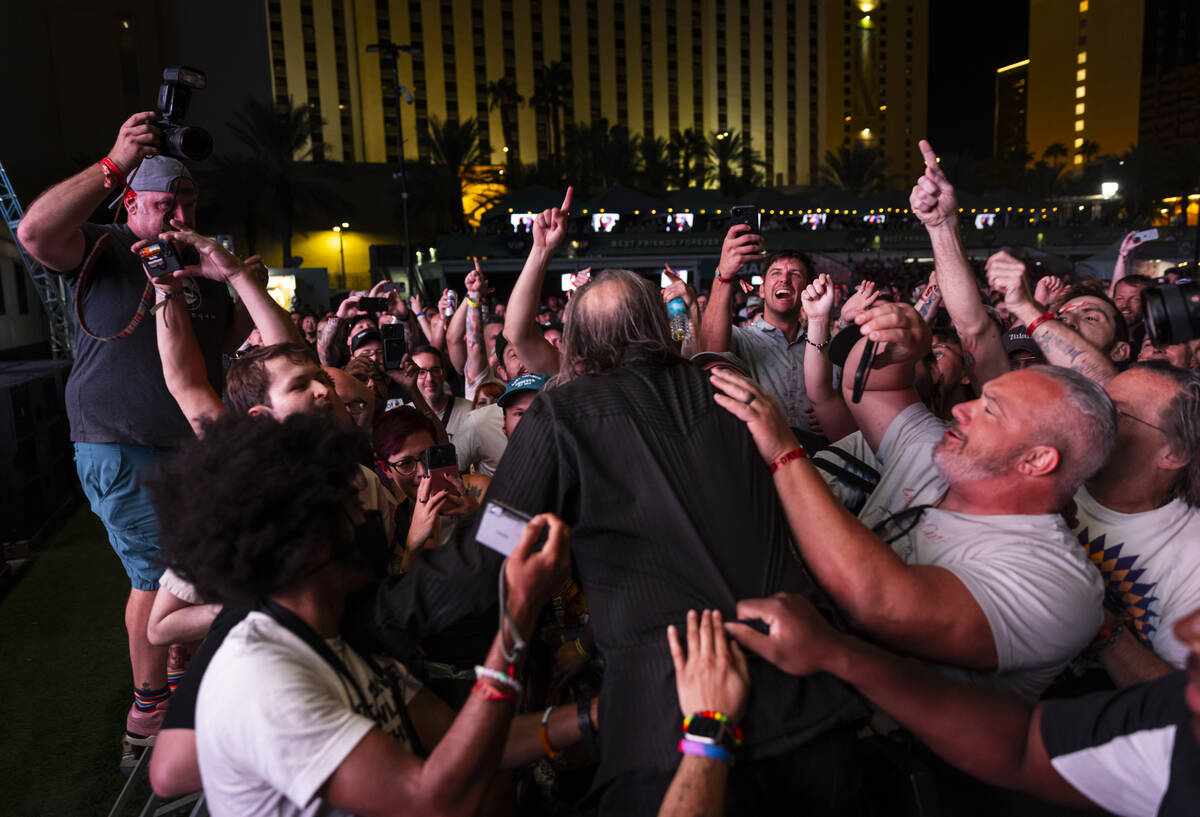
[75,442,167,591]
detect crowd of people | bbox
[17,108,1200,817]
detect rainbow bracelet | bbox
[679,738,734,766]
[683,711,745,746]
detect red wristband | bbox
[769,447,808,473]
[1025,312,1056,335]
[471,680,517,704]
[99,157,126,189]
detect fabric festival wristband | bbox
[475,664,522,694]
[678,738,734,766]
[769,447,808,474]
[540,707,564,759]
[466,297,482,308]
[1025,312,1057,335]
[471,680,517,704]
[574,637,590,658]
[99,157,126,189]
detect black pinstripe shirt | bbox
[484,356,866,787]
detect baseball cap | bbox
[497,372,548,408]
[1003,327,1041,357]
[350,328,382,355]
[690,350,750,376]
[131,156,197,196]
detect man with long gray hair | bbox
[481,268,870,815]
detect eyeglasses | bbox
[870,504,932,545]
[1116,408,1166,434]
[386,457,420,477]
[415,366,444,378]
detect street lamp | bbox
[333,224,349,289]
[366,39,420,279]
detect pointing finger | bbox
[560,185,574,214]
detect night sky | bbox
[926,0,1029,159]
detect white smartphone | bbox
[660,269,688,288]
[475,501,533,556]
[1131,228,1159,245]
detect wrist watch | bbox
[683,715,737,752]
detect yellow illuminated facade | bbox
[1026,0,1143,167]
[265,0,928,186]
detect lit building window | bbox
[1075,102,1085,115]
[1074,137,1084,148]
[1076,85,1086,98]
[1076,68,1086,81]
[1075,119,1085,131]
[1077,51,1087,64]
[1079,0,1088,11]
[1074,154,1084,165]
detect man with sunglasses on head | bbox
[711,299,1110,701]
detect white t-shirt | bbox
[465,368,504,403]
[453,402,507,476]
[859,403,1104,700]
[1072,486,1200,668]
[196,611,423,817]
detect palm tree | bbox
[1079,139,1102,163]
[485,77,524,165]
[427,117,497,231]
[639,136,673,196]
[531,62,572,158]
[820,144,891,196]
[669,128,710,189]
[707,131,739,195]
[1042,142,1069,166]
[210,96,351,265]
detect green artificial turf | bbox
[0,507,151,816]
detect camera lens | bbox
[1143,282,1200,348]
[163,125,213,161]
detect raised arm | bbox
[463,260,491,383]
[324,514,570,817]
[911,140,1008,387]
[1108,231,1141,297]
[840,302,930,453]
[444,289,469,375]
[318,295,364,366]
[726,595,1091,809]
[149,275,224,435]
[711,367,998,671]
[17,112,159,272]
[504,188,570,375]
[986,252,1119,384]
[699,225,763,354]
[801,274,858,441]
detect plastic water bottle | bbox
[667,297,690,342]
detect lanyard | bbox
[258,598,426,758]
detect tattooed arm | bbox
[986,252,1118,384]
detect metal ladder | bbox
[0,162,75,358]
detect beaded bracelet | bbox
[471,680,517,704]
[679,738,734,766]
[769,447,808,474]
[804,337,828,351]
[683,711,744,746]
[475,664,523,695]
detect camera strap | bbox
[74,232,154,342]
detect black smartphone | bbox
[380,323,407,370]
[475,501,532,556]
[359,296,389,313]
[136,242,200,278]
[420,443,459,498]
[729,205,760,235]
[852,340,878,404]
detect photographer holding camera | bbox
[16,108,256,758]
